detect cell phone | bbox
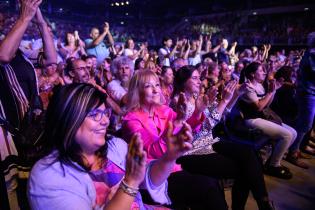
[74,31,79,39]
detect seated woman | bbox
[28,83,193,210]
[122,70,228,210]
[160,66,174,106]
[238,62,298,176]
[170,65,274,210]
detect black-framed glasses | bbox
[87,108,112,122]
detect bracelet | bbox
[119,180,139,197]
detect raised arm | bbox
[0,0,42,63]
[87,22,110,48]
[34,8,57,65]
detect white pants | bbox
[246,118,297,167]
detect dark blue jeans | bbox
[290,91,315,152]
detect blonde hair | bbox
[127,70,164,111]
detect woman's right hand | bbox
[124,133,147,189]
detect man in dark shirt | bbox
[286,32,315,167]
[0,1,57,209]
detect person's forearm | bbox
[169,46,177,58]
[104,188,135,210]
[79,46,87,56]
[205,43,211,53]
[149,155,175,187]
[37,22,57,65]
[196,41,203,55]
[183,47,190,59]
[107,32,115,46]
[92,32,107,46]
[212,44,221,53]
[228,46,236,55]
[257,92,274,111]
[0,18,30,63]
[216,100,229,117]
[106,96,123,115]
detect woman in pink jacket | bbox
[122,70,228,210]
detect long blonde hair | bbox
[127,70,164,111]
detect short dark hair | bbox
[242,62,262,81]
[162,36,172,45]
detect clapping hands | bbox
[124,133,147,188]
[221,80,237,103]
[20,0,42,22]
[175,93,188,121]
[164,121,193,161]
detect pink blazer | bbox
[122,105,204,171]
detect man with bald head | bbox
[85,22,114,66]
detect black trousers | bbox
[167,170,228,210]
[177,140,268,210]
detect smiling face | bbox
[66,33,75,45]
[90,28,100,40]
[141,76,161,106]
[184,70,201,94]
[127,39,135,49]
[71,60,90,83]
[162,67,174,85]
[75,104,110,155]
[253,65,266,83]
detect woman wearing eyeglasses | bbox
[27,83,193,210]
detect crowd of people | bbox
[1,1,315,210]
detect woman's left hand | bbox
[124,133,147,188]
[221,80,237,103]
[175,92,188,121]
[164,122,193,161]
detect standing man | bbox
[286,32,315,167]
[0,0,57,209]
[85,22,114,66]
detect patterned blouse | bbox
[184,100,221,155]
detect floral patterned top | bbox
[184,100,221,155]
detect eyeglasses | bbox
[87,108,112,122]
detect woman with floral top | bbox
[171,65,274,210]
[122,70,229,210]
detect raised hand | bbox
[104,22,110,34]
[231,42,237,48]
[236,83,251,96]
[20,0,42,22]
[175,92,187,120]
[124,133,147,188]
[267,79,276,93]
[206,86,218,104]
[221,80,237,103]
[195,94,209,114]
[164,121,193,161]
